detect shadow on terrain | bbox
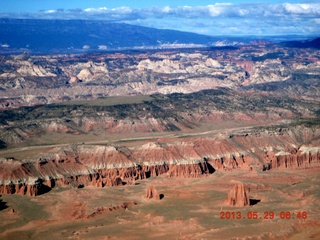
[159,194,164,200]
[77,184,84,189]
[0,196,8,211]
[203,158,216,174]
[250,199,261,206]
[207,163,216,174]
[145,171,151,178]
[0,139,6,149]
[39,184,52,196]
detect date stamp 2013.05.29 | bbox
[220,211,307,220]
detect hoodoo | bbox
[145,185,160,200]
[225,183,250,207]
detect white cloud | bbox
[283,3,320,15]
[98,45,107,50]
[114,6,133,14]
[162,6,171,13]
[45,10,57,14]
[5,3,320,20]
[84,7,104,13]
[207,5,223,17]
[1,3,320,35]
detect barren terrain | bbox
[0,40,320,239]
[0,167,319,240]
[1,43,319,109]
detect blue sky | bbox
[1,1,319,36]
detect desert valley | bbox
[0,18,320,240]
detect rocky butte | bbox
[225,183,250,207]
[145,185,160,200]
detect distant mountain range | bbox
[281,37,320,49]
[0,18,319,54]
[0,18,256,53]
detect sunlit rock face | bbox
[1,41,319,109]
[145,185,160,200]
[225,183,250,207]
[0,126,319,196]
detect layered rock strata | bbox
[0,144,215,196]
[0,126,319,196]
[1,45,319,109]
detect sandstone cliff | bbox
[0,126,319,196]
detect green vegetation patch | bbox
[55,94,153,107]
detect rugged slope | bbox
[1,43,319,109]
[0,38,319,197]
[0,125,319,196]
[0,88,319,148]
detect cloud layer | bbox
[1,3,320,35]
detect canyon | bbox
[0,41,319,109]
[0,39,320,239]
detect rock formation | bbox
[145,185,160,200]
[1,43,319,109]
[225,183,250,207]
[0,126,319,196]
[83,201,137,219]
[0,178,50,197]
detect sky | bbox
[0,0,319,36]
